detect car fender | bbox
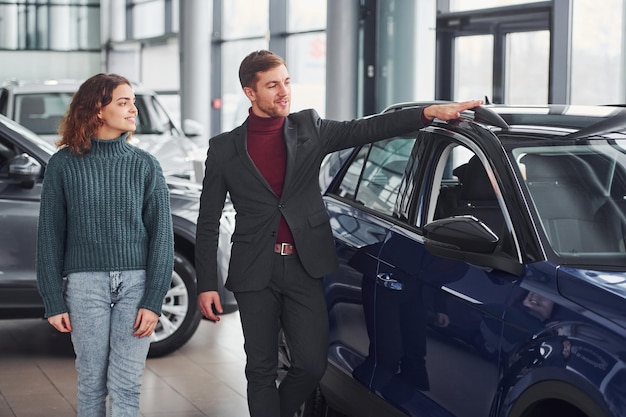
[172,214,197,248]
[494,323,623,417]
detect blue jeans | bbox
[65,270,151,417]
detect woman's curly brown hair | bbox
[57,73,132,155]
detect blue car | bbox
[283,104,626,417]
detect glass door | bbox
[437,3,551,104]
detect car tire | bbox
[148,251,202,357]
[507,380,609,417]
[278,330,341,417]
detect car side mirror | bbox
[423,215,523,276]
[9,153,42,189]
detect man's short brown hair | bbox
[239,50,286,89]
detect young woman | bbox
[36,73,174,417]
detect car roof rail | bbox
[462,105,510,129]
[564,107,626,140]
[383,101,510,129]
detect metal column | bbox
[326,0,359,120]
[180,0,212,142]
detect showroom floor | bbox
[0,311,249,417]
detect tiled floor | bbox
[0,311,249,417]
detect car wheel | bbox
[148,252,202,357]
[278,330,340,417]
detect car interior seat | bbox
[434,163,466,220]
[593,162,626,253]
[447,155,505,236]
[521,153,620,254]
[18,96,48,134]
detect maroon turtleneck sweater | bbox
[246,110,295,246]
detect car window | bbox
[15,93,71,135]
[0,88,8,115]
[430,144,475,222]
[134,95,179,136]
[0,135,17,175]
[134,96,161,135]
[335,145,367,200]
[333,137,416,217]
[151,96,178,134]
[429,143,516,258]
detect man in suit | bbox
[195,49,481,417]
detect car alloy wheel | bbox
[148,252,202,357]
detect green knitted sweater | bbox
[36,132,174,317]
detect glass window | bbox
[222,0,269,39]
[150,95,177,134]
[133,97,155,135]
[76,5,100,50]
[287,0,326,32]
[286,32,326,115]
[218,0,327,133]
[0,1,99,50]
[132,0,165,39]
[171,0,180,33]
[431,144,475,222]
[133,94,179,136]
[157,93,181,126]
[335,145,368,201]
[448,0,544,12]
[571,0,625,104]
[336,137,416,217]
[221,39,268,131]
[0,4,19,49]
[505,30,549,104]
[454,35,493,101]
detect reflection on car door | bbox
[323,138,416,393]
[370,140,518,417]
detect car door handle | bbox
[376,273,403,291]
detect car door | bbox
[323,136,416,392]
[0,132,44,317]
[370,135,520,417]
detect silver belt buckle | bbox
[280,242,289,255]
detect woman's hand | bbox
[48,312,72,332]
[133,308,159,338]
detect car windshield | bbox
[512,139,626,263]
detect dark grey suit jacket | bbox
[195,107,428,293]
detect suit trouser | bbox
[234,253,329,417]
